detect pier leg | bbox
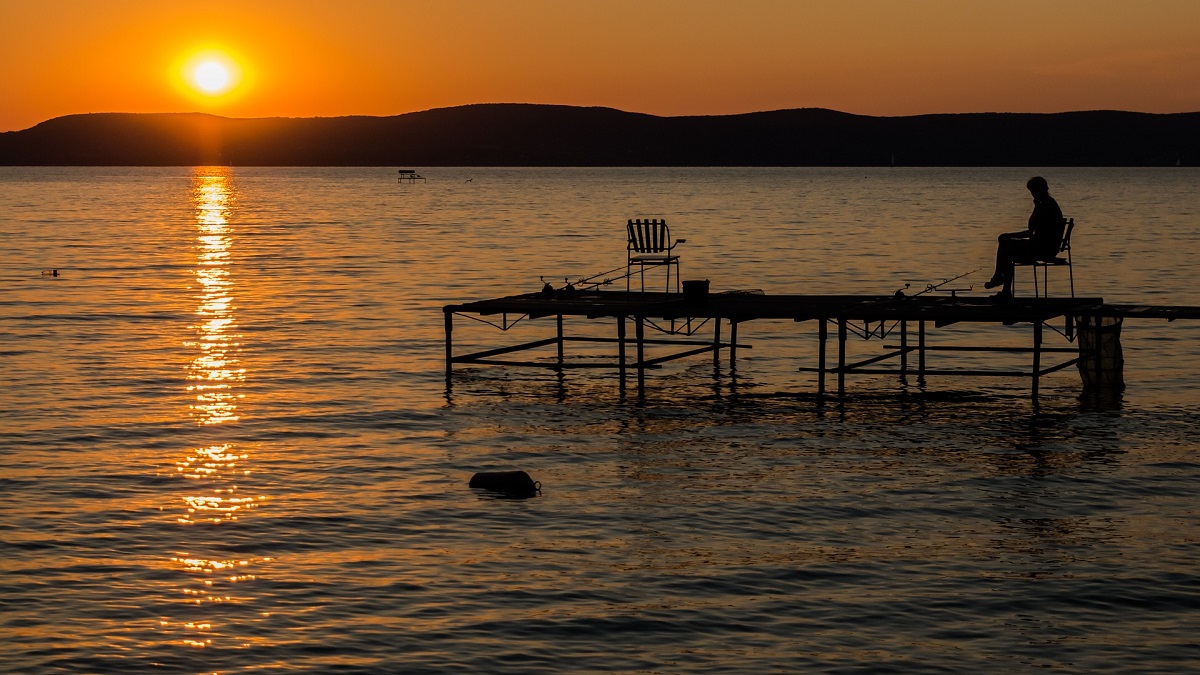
[729,320,738,369]
[918,320,926,382]
[713,316,722,366]
[1032,320,1043,400]
[617,316,626,379]
[556,314,564,369]
[444,310,453,378]
[900,320,908,381]
[838,317,847,401]
[818,318,827,400]
[636,316,646,396]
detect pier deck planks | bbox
[446,290,1108,324]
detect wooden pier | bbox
[443,290,1200,400]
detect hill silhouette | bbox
[1,104,1196,166]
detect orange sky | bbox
[3,0,1199,132]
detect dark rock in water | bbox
[469,470,540,498]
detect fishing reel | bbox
[539,276,576,293]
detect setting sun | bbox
[193,61,230,94]
[176,50,245,104]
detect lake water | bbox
[2,166,1199,673]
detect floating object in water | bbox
[469,470,541,498]
[41,269,59,277]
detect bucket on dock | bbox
[682,279,710,302]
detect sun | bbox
[178,51,244,100]
[193,61,231,94]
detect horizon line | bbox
[8,103,1200,133]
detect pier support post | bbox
[617,315,626,378]
[900,320,908,380]
[556,314,564,369]
[636,316,646,395]
[444,310,453,378]
[818,318,827,399]
[838,317,847,401]
[729,320,738,369]
[918,320,926,381]
[713,316,722,365]
[1032,320,1043,400]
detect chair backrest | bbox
[627,218,673,254]
[1060,218,1074,253]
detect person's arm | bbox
[1027,203,1042,235]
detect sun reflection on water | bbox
[186,171,245,425]
[163,168,269,651]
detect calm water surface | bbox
[2,167,1199,673]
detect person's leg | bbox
[986,232,1026,288]
[999,239,1037,296]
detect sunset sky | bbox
[3,0,1198,132]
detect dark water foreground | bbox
[2,167,1198,673]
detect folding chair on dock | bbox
[626,218,684,293]
[1014,217,1074,298]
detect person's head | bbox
[1027,176,1050,197]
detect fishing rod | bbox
[894,268,978,299]
[541,264,631,293]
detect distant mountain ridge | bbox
[1,104,1196,166]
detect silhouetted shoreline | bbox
[1,104,1196,166]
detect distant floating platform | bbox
[443,290,1200,401]
[397,169,426,183]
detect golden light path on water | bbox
[167,168,267,651]
[187,171,243,428]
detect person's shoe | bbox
[983,278,1003,289]
[989,290,1013,301]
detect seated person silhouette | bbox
[984,176,1065,299]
